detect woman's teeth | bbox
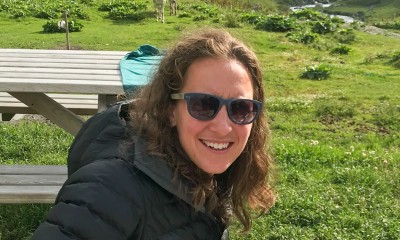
[202,140,229,150]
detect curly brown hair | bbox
[129,27,275,231]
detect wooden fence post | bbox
[63,10,70,50]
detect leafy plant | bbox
[334,28,356,44]
[289,8,327,21]
[98,0,146,12]
[191,3,220,17]
[224,13,241,28]
[373,20,400,30]
[390,51,400,68]
[178,11,191,18]
[256,15,297,32]
[239,12,266,25]
[302,64,331,80]
[193,14,208,21]
[42,20,83,33]
[331,44,352,55]
[287,31,320,44]
[312,20,337,34]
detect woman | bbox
[32,27,275,240]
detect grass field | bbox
[0,0,400,239]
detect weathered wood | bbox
[0,165,67,174]
[0,92,98,115]
[0,78,123,93]
[9,92,85,135]
[0,165,67,204]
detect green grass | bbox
[1,0,400,239]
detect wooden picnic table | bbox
[0,48,128,135]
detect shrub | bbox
[289,8,327,21]
[178,11,191,18]
[334,28,356,44]
[191,3,219,17]
[390,51,400,68]
[373,21,400,30]
[331,44,352,55]
[239,12,266,25]
[312,20,337,34]
[256,15,297,32]
[98,0,146,12]
[302,64,331,80]
[193,14,208,21]
[224,13,241,28]
[42,20,83,33]
[108,6,145,21]
[287,31,320,44]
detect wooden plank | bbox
[0,93,102,115]
[0,79,123,93]
[0,57,122,64]
[0,48,127,55]
[10,92,84,135]
[0,72,120,81]
[0,186,62,203]
[0,52,126,60]
[0,175,67,186]
[0,61,120,69]
[0,165,67,203]
[0,67,120,75]
[0,165,67,175]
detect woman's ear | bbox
[169,106,177,127]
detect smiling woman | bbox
[31,27,276,240]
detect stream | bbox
[289,3,356,23]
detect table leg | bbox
[8,92,84,136]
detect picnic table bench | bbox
[0,165,67,203]
[0,48,131,203]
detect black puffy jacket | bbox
[31,102,227,240]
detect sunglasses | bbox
[171,93,262,125]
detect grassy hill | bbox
[0,0,399,239]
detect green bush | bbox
[42,20,83,33]
[331,44,352,55]
[312,20,337,34]
[193,14,208,21]
[390,51,400,68]
[302,64,331,80]
[334,28,356,44]
[98,0,146,12]
[224,13,241,28]
[287,31,320,44]
[192,3,220,17]
[256,15,297,32]
[289,8,327,21]
[177,11,191,18]
[239,12,266,25]
[373,21,400,30]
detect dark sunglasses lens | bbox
[230,100,258,124]
[188,95,220,120]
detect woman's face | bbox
[170,57,254,174]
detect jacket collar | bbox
[132,136,205,212]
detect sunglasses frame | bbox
[171,93,262,125]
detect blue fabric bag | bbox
[119,45,163,95]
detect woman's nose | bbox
[208,106,233,135]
